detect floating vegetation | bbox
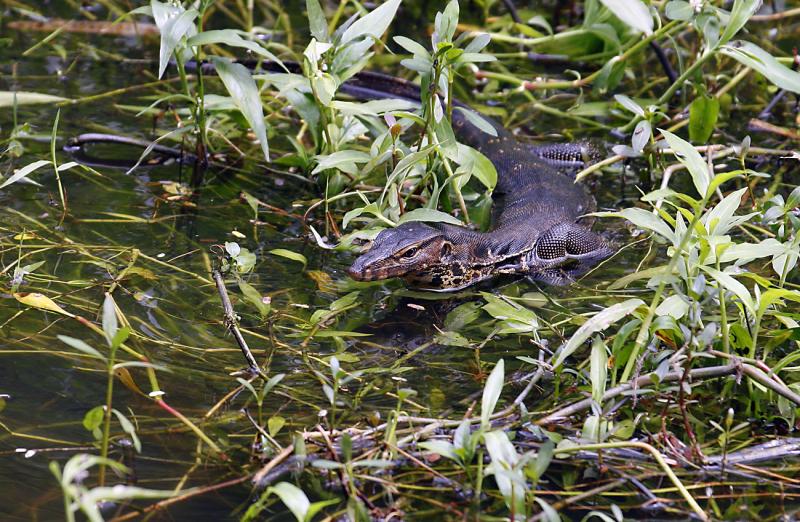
[1,0,800,520]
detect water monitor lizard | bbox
[67,63,614,289]
[340,71,614,290]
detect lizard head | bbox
[348,222,454,282]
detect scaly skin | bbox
[344,70,613,290]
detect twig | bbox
[750,6,800,21]
[704,438,800,466]
[537,364,738,425]
[649,42,677,84]
[501,0,522,23]
[740,364,800,406]
[252,445,295,487]
[109,476,250,522]
[539,358,800,427]
[212,269,264,377]
[748,119,800,141]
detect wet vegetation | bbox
[1,0,800,520]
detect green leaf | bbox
[665,1,693,21]
[152,3,198,79]
[599,0,653,35]
[659,129,711,197]
[688,94,719,144]
[210,56,270,162]
[58,335,106,361]
[720,41,800,94]
[719,0,761,46]
[757,288,800,319]
[465,32,492,53]
[702,187,751,236]
[699,266,755,313]
[111,327,131,350]
[595,208,674,242]
[269,249,308,269]
[443,301,482,331]
[102,293,118,348]
[614,94,645,117]
[0,91,69,107]
[312,150,371,174]
[393,35,429,57]
[481,359,504,425]
[632,119,651,153]
[0,159,49,189]
[111,408,142,453]
[483,430,525,514]
[267,482,310,522]
[186,30,286,68]
[398,208,463,226]
[83,405,105,432]
[718,238,784,264]
[590,336,608,404]
[306,0,329,42]
[481,293,540,334]
[553,299,645,369]
[454,107,497,137]
[340,0,402,45]
[451,144,497,190]
[419,440,458,461]
[238,280,270,317]
[655,294,689,319]
[268,416,286,436]
[434,0,460,44]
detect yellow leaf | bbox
[14,292,74,317]
[307,270,336,293]
[115,367,147,397]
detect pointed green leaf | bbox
[210,56,269,162]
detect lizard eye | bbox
[401,247,418,258]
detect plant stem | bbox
[556,441,708,520]
[621,194,711,382]
[98,346,117,487]
[716,254,730,354]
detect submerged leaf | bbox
[269,249,308,269]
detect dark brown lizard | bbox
[341,71,613,290]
